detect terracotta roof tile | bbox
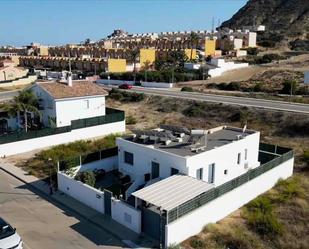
[37,80,108,99]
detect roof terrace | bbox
[123,125,257,157]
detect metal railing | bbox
[167,144,294,223]
[0,108,124,145]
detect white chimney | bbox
[67,72,73,87]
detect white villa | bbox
[57,125,294,248]
[31,80,107,127]
[0,79,125,157]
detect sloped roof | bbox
[37,81,108,99]
[132,175,214,211]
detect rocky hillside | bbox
[221,0,309,46]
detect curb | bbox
[0,166,133,248]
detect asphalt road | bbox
[0,170,126,249]
[2,86,309,114]
[0,90,19,102]
[128,87,309,114]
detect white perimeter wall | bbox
[111,198,141,233]
[141,82,174,88]
[58,172,105,213]
[304,71,309,84]
[96,79,135,86]
[0,120,125,157]
[76,156,118,173]
[165,158,294,247]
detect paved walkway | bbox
[0,161,155,249]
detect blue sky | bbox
[0,0,247,46]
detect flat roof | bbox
[124,126,257,157]
[132,175,214,211]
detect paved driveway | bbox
[0,170,127,249]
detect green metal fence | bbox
[167,145,294,223]
[0,108,124,145]
[59,147,118,171]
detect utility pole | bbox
[212,17,215,33]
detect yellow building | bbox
[184,49,196,61]
[107,58,126,73]
[139,49,156,68]
[205,40,216,57]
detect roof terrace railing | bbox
[167,144,294,223]
[0,107,124,145]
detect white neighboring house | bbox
[0,79,125,157]
[31,80,107,127]
[207,58,249,78]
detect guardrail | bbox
[0,108,124,145]
[167,144,294,223]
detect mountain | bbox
[221,0,309,45]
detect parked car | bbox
[0,218,23,249]
[119,83,132,89]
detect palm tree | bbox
[2,90,40,132]
[129,48,140,83]
[189,32,199,61]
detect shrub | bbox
[167,243,181,249]
[304,150,309,167]
[190,237,205,249]
[75,170,96,187]
[246,47,259,56]
[126,115,137,125]
[275,177,304,202]
[281,79,299,95]
[181,86,194,92]
[245,196,283,236]
[108,88,145,102]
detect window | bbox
[124,213,132,224]
[237,153,241,165]
[124,151,134,165]
[224,169,228,175]
[245,149,248,160]
[196,168,203,180]
[208,163,215,183]
[84,100,89,109]
[151,161,160,179]
[171,167,179,176]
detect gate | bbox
[141,207,166,248]
[104,190,113,216]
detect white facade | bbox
[208,58,249,78]
[165,157,294,247]
[233,38,243,50]
[32,84,106,127]
[116,127,260,187]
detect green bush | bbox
[275,177,304,202]
[126,115,137,125]
[190,237,205,249]
[245,196,283,236]
[109,88,145,102]
[281,79,299,95]
[75,170,96,187]
[167,243,181,249]
[181,86,194,92]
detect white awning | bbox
[132,175,214,211]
